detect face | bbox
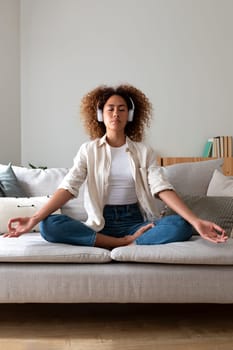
[102,95,129,133]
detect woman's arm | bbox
[4,189,73,238]
[158,190,228,243]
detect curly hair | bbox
[80,84,153,142]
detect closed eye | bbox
[106,104,127,112]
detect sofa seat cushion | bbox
[111,236,233,265]
[0,233,111,263]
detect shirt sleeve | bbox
[148,166,174,196]
[146,147,174,196]
[58,143,88,197]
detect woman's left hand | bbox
[192,218,228,243]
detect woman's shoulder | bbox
[127,138,158,161]
[80,138,100,147]
[127,138,154,152]
[73,139,101,162]
[77,138,103,153]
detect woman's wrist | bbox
[31,213,42,226]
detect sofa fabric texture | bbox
[0,263,233,303]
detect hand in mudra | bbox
[3,217,36,238]
[193,218,228,243]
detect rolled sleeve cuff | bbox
[152,184,175,198]
[57,183,79,197]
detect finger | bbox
[219,231,228,239]
[202,235,218,243]
[3,229,16,237]
[132,223,154,239]
[139,223,154,233]
[2,233,9,238]
[144,223,154,230]
[211,229,228,241]
[212,223,226,235]
[7,218,21,231]
[202,234,227,243]
[3,232,20,238]
[208,226,227,238]
[217,233,228,242]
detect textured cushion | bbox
[111,236,233,264]
[0,196,61,233]
[163,195,233,237]
[0,232,111,263]
[3,164,69,196]
[207,169,233,196]
[162,158,223,195]
[0,163,27,197]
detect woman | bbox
[4,84,227,247]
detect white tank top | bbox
[105,144,138,205]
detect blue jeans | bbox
[40,203,193,247]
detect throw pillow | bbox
[163,195,233,237]
[207,169,233,196]
[0,164,87,222]
[162,158,224,195]
[0,196,61,234]
[0,163,27,197]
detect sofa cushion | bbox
[7,165,68,196]
[162,195,233,237]
[0,196,61,234]
[111,236,233,264]
[0,163,27,197]
[162,158,223,195]
[0,233,111,263]
[207,169,233,196]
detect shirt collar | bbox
[97,135,135,152]
[98,134,108,147]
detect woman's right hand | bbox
[3,217,39,238]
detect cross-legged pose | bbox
[5,84,227,247]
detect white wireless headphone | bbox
[97,97,135,122]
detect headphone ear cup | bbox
[97,109,103,122]
[128,110,134,122]
[128,97,135,122]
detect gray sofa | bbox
[0,158,233,303]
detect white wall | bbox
[20,0,233,167]
[0,0,20,165]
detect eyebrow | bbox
[106,104,127,107]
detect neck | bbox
[106,133,126,147]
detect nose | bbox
[113,108,119,118]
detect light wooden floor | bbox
[0,303,233,350]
